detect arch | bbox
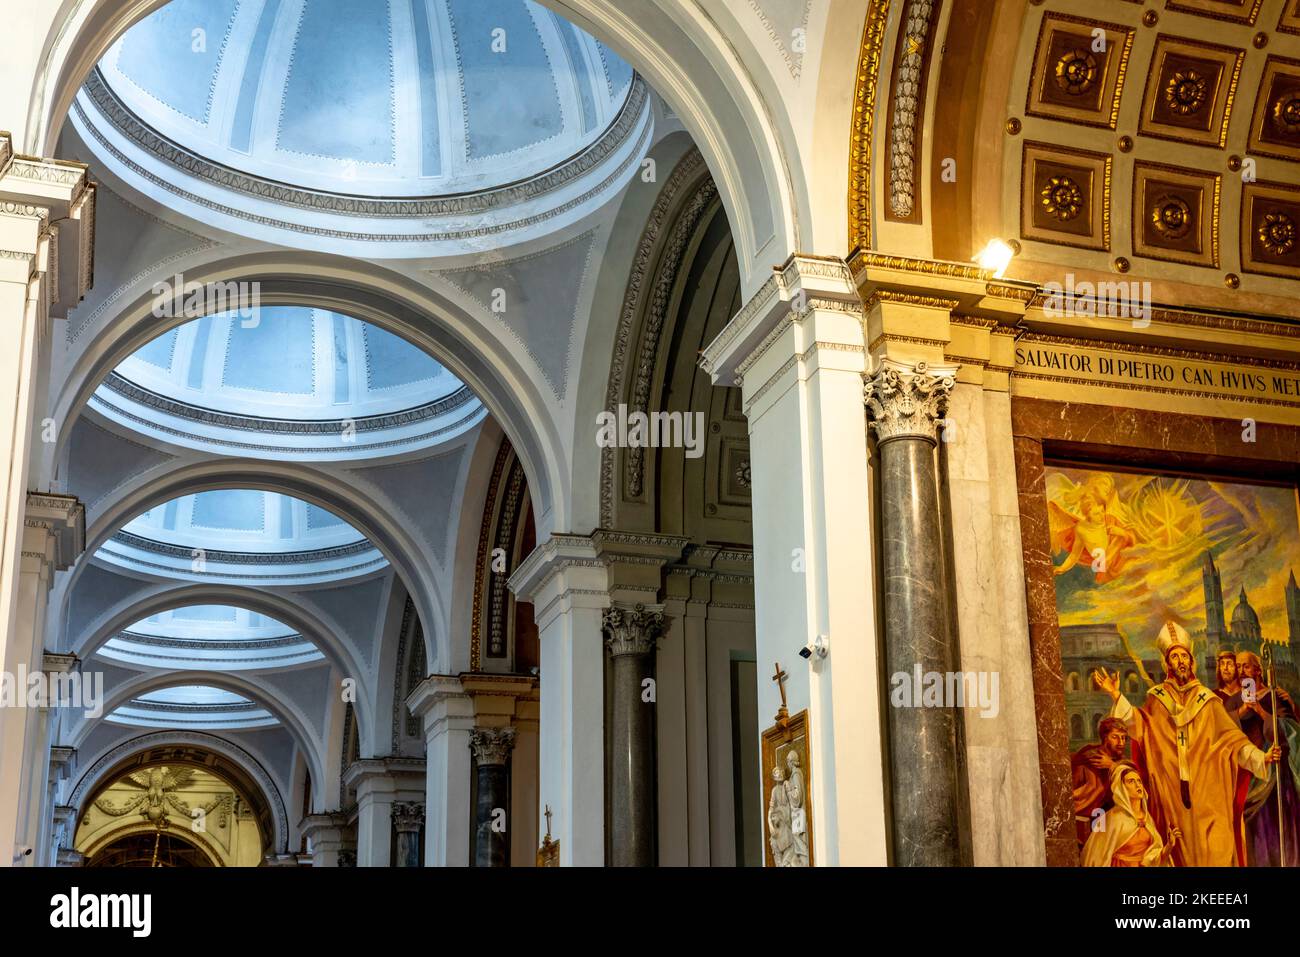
[1070,713,1083,741]
[64,580,370,704]
[60,456,446,673]
[26,0,820,295]
[50,250,566,538]
[67,729,292,855]
[69,668,327,807]
[86,828,222,867]
[1065,672,1080,692]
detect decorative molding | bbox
[864,358,957,444]
[108,529,375,566]
[391,801,425,831]
[602,602,666,658]
[468,727,516,766]
[75,75,652,244]
[83,68,646,219]
[747,0,812,79]
[68,730,288,854]
[488,458,527,659]
[887,0,938,220]
[849,0,892,252]
[99,372,475,435]
[601,149,712,525]
[471,440,512,671]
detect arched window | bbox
[1071,714,1084,741]
[1065,671,1081,692]
[1092,713,1103,738]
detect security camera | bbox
[12,845,32,863]
[798,635,829,661]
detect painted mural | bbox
[1046,464,1300,867]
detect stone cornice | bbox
[342,756,427,791]
[406,673,473,722]
[506,532,606,607]
[23,493,85,571]
[0,132,13,179]
[699,253,859,386]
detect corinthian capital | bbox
[601,602,666,658]
[864,358,958,445]
[391,802,425,832]
[469,727,516,766]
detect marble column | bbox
[469,728,515,867]
[391,802,424,867]
[865,358,964,866]
[603,602,665,867]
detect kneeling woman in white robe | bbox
[1082,764,1181,866]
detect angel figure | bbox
[1047,473,1138,583]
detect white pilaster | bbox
[700,254,888,866]
[408,675,474,866]
[0,493,83,866]
[343,757,424,867]
[508,534,609,866]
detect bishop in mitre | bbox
[1091,621,1281,866]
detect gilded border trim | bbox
[848,0,892,253]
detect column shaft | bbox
[868,359,964,866]
[604,603,664,867]
[469,728,515,867]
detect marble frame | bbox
[1010,396,1300,866]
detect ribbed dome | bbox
[112,307,461,421]
[101,605,324,671]
[1232,588,1262,633]
[96,0,633,198]
[91,306,484,459]
[107,685,277,730]
[97,491,387,585]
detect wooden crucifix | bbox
[772,661,790,723]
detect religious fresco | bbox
[1046,464,1300,866]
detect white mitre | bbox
[1155,620,1193,658]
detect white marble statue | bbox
[784,752,809,866]
[767,766,794,865]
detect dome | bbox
[71,0,650,253]
[1232,587,1262,635]
[96,491,386,585]
[106,684,278,731]
[101,605,324,671]
[91,308,484,459]
[96,0,632,197]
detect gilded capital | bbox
[469,727,516,766]
[864,358,957,445]
[601,602,666,658]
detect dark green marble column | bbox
[469,728,515,867]
[603,603,665,867]
[866,358,963,866]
